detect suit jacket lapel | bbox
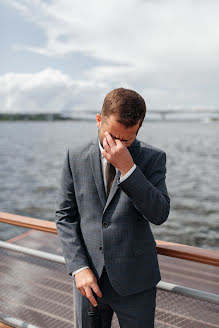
[90,137,107,208]
[90,135,140,212]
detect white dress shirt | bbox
[72,138,136,276]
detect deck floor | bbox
[0,229,218,328]
[8,229,218,294]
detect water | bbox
[0,120,218,250]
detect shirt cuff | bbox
[72,266,89,276]
[118,164,136,182]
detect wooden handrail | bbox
[0,211,218,267]
[0,211,55,233]
[156,240,218,267]
[0,322,13,328]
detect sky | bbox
[0,0,219,115]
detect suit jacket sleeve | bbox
[117,151,170,225]
[55,148,90,276]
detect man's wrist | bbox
[120,162,135,176]
[72,266,89,276]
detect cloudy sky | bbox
[1,0,218,115]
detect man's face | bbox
[96,113,141,148]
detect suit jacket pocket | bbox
[132,240,156,256]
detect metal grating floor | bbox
[0,235,218,328]
[0,247,121,327]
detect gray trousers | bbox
[73,266,157,328]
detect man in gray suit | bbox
[55,87,170,327]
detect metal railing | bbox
[0,312,39,328]
[1,211,218,266]
[1,240,218,306]
[0,211,218,327]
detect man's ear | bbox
[96,113,102,127]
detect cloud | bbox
[0,68,217,113]
[8,0,219,72]
[1,0,219,111]
[0,68,108,113]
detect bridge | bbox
[66,109,219,121]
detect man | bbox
[55,87,170,327]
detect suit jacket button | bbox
[99,246,103,252]
[103,222,109,228]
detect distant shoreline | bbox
[0,113,75,121]
[0,113,218,122]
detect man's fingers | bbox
[102,148,107,157]
[114,138,124,147]
[102,149,110,163]
[91,282,102,298]
[84,287,98,307]
[105,131,116,147]
[78,288,86,298]
[103,137,110,153]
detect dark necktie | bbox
[88,162,116,325]
[105,162,116,197]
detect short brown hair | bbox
[101,87,146,128]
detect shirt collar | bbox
[98,138,105,158]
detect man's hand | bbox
[102,131,134,176]
[74,268,102,307]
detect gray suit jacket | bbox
[55,135,170,296]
